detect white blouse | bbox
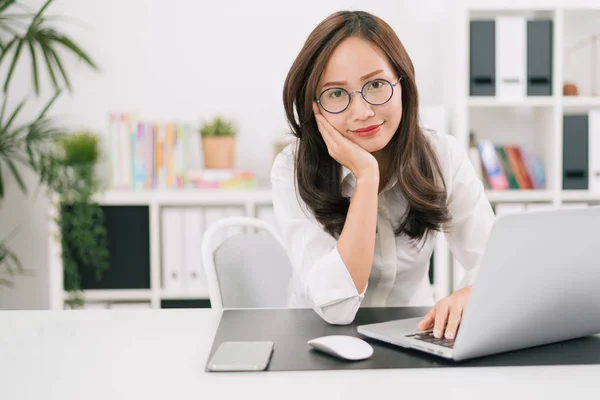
[270,130,496,325]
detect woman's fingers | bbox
[444,304,463,340]
[418,307,435,331]
[433,301,450,338]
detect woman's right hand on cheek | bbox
[312,102,379,183]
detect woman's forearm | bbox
[336,176,379,293]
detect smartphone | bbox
[207,341,274,372]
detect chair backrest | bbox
[201,216,292,310]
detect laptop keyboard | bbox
[404,330,455,349]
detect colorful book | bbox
[478,140,509,190]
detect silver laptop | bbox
[357,206,600,361]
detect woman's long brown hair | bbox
[282,10,451,242]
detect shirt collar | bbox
[341,166,353,182]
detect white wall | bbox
[1,0,458,308]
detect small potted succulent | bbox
[198,116,237,169]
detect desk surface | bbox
[0,309,599,400]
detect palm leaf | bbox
[3,98,25,132]
[48,46,70,91]
[2,36,23,93]
[50,33,97,70]
[0,278,13,287]
[0,0,16,14]
[3,98,26,132]
[40,42,58,89]
[0,36,16,67]
[27,38,40,95]
[4,157,26,194]
[0,160,4,198]
[36,90,60,120]
[29,0,52,25]
[0,94,7,125]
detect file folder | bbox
[496,16,526,99]
[527,20,553,96]
[563,114,589,190]
[161,207,185,292]
[469,20,495,96]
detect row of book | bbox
[471,139,546,190]
[108,113,255,189]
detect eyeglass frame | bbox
[315,76,403,114]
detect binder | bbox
[563,114,589,190]
[161,207,185,292]
[469,20,495,96]
[496,16,526,99]
[527,20,553,96]
[589,110,600,193]
[183,208,206,295]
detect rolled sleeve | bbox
[270,145,366,324]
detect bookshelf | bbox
[48,188,276,310]
[452,0,600,286]
[48,187,456,310]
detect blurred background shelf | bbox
[63,289,152,302]
[160,292,210,300]
[94,188,273,206]
[468,97,556,107]
[485,190,555,203]
[561,190,600,202]
[562,97,600,112]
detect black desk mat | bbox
[206,307,600,371]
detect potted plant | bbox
[0,0,97,288]
[198,116,237,169]
[49,132,109,308]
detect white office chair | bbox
[201,216,293,311]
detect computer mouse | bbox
[307,335,374,361]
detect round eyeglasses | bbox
[315,77,402,114]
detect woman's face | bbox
[315,36,402,155]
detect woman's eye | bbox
[369,81,382,89]
[329,90,344,98]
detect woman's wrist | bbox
[355,172,379,189]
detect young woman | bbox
[271,10,496,340]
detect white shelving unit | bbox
[453,0,600,286]
[49,188,276,310]
[49,185,457,309]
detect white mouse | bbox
[307,335,374,361]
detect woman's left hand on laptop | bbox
[417,286,473,340]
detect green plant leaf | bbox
[0,94,7,125]
[5,157,26,194]
[30,0,52,25]
[27,38,40,95]
[0,0,16,14]
[51,33,97,70]
[4,98,26,132]
[36,90,60,120]
[48,46,70,91]
[0,160,4,198]
[0,36,16,71]
[40,42,58,89]
[0,278,14,287]
[3,36,23,93]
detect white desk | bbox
[0,309,598,400]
